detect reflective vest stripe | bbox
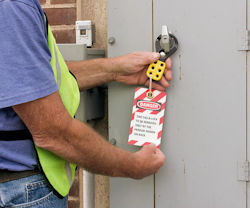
[65,161,73,186]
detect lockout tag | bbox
[128,87,167,148]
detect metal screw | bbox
[110,138,117,145]
[108,37,116,45]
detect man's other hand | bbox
[113,52,172,91]
[131,144,166,179]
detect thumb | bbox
[143,52,160,64]
[151,52,160,62]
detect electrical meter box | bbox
[76,20,94,47]
[57,44,105,121]
[108,0,250,208]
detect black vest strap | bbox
[44,12,49,37]
[0,130,32,141]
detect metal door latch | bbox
[146,25,178,81]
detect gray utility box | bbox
[58,44,105,122]
[108,0,250,208]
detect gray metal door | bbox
[108,0,154,207]
[247,0,250,207]
[154,0,247,207]
[108,0,249,207]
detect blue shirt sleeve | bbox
[0,0,58,108]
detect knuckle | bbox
[163,156,166,162]
[160,157,166,166]
[156,156,165,167]
[147,56,153,63]
[160,159,165,167]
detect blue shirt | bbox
[0,0,58,171]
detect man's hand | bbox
[113,52,172,91]
[130,144,166,179]
[68,51,172,91]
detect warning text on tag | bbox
[128,87,166,148]
[131,112,159,142]
[136,100,161,111]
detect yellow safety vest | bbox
[34,15,80,197]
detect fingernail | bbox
[153,52,160,59]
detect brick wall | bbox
[40,0,77,43]
[68,169,82,208]
[39,1,82,208]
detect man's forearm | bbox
[39,117,137,177]
[67,58,120,91]
[13,92,136,177]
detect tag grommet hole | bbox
[152,66,155,69]
[154,61,157,64]
[146,91,154,99]
[158,69,161,72]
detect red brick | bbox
[69,178,79,197]
[43,8,76,25]
[39,0,46,5]
[51,0,76,4]
[52,29,76,43]
[68,199,80,208]
[69,170,79,197]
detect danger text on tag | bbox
[136,100,161,111]
[128,87,167,148]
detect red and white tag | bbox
[128,87,167,148]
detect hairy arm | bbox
[13,91,165,179]
[67,58,117,91]
[67,52,172,91]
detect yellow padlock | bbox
[146,60,165,81]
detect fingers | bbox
[143,144,166,166]
[153,52,161,61]
[141,143,157,153]
[165,70,172,81]
[142,144,166,172]
[131,52,172,90]
[132,144,165,179]
[135,51,160,65]
[155,152,166,171]
[165,58,172,70]
[146,52,160,64]
[157,58,172,88]
[159,76,170,89]
[163,58,172,81]
[155,149,166,162]
[147,57,172,90]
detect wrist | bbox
[121,152,142,179]
[115,151,139,178]
[106,57,122,82]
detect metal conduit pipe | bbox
[83,170,95,208]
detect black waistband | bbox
[0,130,32,141]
